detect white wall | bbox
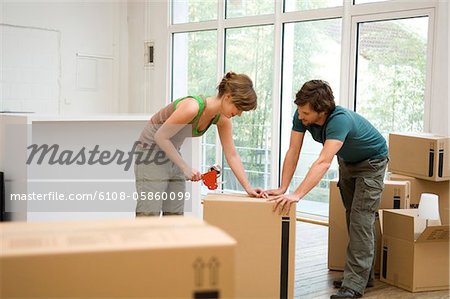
[448,0,450,134]
[1,0,128,114]
[146,0,169,115]
[2,24,60,113]
[128,0,168,115]
[430,0,449,135]
[127,0,146,113]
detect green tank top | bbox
[173,95,221,137]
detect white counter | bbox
[1,114,148,221]
[0,113,150,122]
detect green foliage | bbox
[222,25,275,189]
[185,0,217,23]
[226,0,274,18]
[186,30,217,96]
[357,19,427,133]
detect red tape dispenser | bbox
[201,164,222,190]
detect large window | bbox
[169,0,434,220]
[354,16,429,134]
[172,30,217,98]
[281,18,342,217]
[224,25,274,191]
[172,30,218,192]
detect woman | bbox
[135,71,264,216]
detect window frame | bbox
[348,8,435,131]
[166,0,440,220]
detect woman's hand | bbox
[183,167,202,181]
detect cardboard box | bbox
[388,133,450,182]
[0,217,236,298]
[380,209,450,292]
[390,173,450,224]
[203,193,296,299]
[328,179,410,273]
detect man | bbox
[266,80,388,298]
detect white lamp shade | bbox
[418,193,440,220]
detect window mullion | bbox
[281,6,343,23]
[222,14,275,28]
[271,0,283,188]
[169,21,219,34]
[341,0,356,110]
[215,0,225,189]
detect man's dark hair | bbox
[294,80,336,114]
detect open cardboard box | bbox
[390,173,450,224]
[380,209,449,292]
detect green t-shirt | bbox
[292,106,388,163]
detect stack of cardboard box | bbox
[328,133,450,292]
[380,133,450,292]
[328,179,410,274]
[1,217,236,298]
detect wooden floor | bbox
[294,221,450,299]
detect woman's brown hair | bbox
[217,71,257,111]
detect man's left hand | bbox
[247,187,268,198]
[267,193,300,215]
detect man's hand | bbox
[267,193,300,215]
[264,188,286,197]
[246,187,268,198]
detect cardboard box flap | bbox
[1,218,237,257]
[416,225,450,243]
[0,216,205,235]
[383,209,421,241]
[390,132,447,140]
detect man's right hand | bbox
[264,188,287,196]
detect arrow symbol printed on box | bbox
[207,257,220,286]
[193,258,205,287]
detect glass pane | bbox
[282,19,342,217]
[172,0,217,24]
[355,17,428,134]
[172,30,218,190]
[284,0,342,12]
[224,25,274,191]
[226,0,274,18]
[172,30,217,98]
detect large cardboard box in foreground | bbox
[328,179,410,273]
[0,217,236,298]
[388,133,450,182]
[380,209,449,292]
[203,193,296,299]
[390,173,450,224]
